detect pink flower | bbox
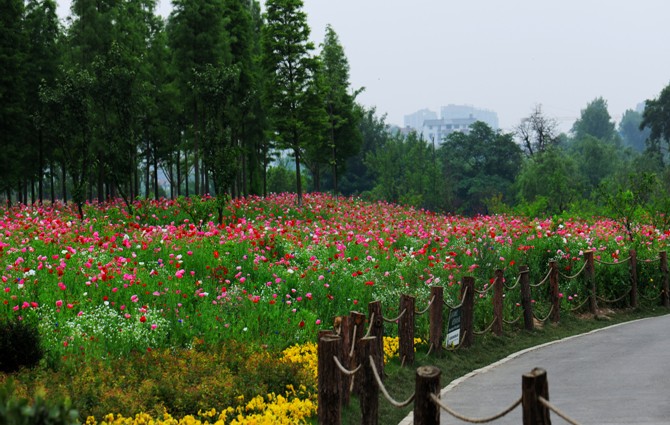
[55,300,63,308]
[175,269,185,279]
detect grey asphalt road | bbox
[399,314,670,424]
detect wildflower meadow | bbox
[1,193,668,423]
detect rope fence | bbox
[317,248,670,424]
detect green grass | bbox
[333,305,669,424]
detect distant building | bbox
[440,104,499,130]
[403,104,499,143]
[422,116,478,144]
[404,109,438,131]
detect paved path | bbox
[400,314,670,424]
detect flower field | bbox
[1,193,668,422]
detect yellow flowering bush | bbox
[80,336,423,424]
[85,385,316,425]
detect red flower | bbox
[365,281,374,286]
[140,315,147,323]
[298,320,305,328]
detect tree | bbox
[317,25,362,194]
[168,0,228,196]
[23,0,62,204]
[440,122,522,214]
[339,106,388,196]
[515,104,560,157]
[571,97,618,143]
[262,0,318,206]
[0,0,26,202]
[641,83,670,162]
[515,147,581,215]
[567,135,622,192]
[618,109,650,153]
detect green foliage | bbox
[440,122,522,214]
[571,97,618,143]
[618,109,650,152]
[0,382,79,425]
[0,318,43,373]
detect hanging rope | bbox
[429,393,522,423]
[445,286,469,310]
[383,308,407,323]
[416,295,435,315]
[503,314,522,324]
[332,356,361,376]
[643,256,661,263]
[362,312,375,339]
[473,318,496,335]
[530,269,552,287]
[369,356,415,408]
[349,325,357,358]
[538,396,583,425]
[533,305,554,323]
[504,274,521,291]
[474,286,491,296]
[595,256,631,265]
[559,260,588,280]
[597,291,629,304]
[570,296,590,312]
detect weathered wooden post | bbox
[357,336,379,425]
[629,249,638,309]
[338,315,353,406]
[318,335,342,425]
[350,311,366,394]
[461,276,475,348]
[399,294,416,366]
[585,250,597,315]
[493,269,504,336]
[520,266,534,331]
[661,251,669,308]
[414,366,441,425]
[522,368,551,425]
[549,261,560,323]
[368,300,384,377]
[429,286,444,354]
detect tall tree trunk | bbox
[61,159,67,202]
[176,150,181,197]
[294,147,303,206]
[145,140,150,198]
[30,179,35,205]
[184,148,189,197]
[97,158,104,202]
[153,146,159,200]
[50,158,55,204]
[193,103,200,196]
[38,130,44,204]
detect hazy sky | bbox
[57,0,670,132]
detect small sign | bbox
[446,307,461,347]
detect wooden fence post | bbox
[368,300,384,378]
[429,286,444,354]
[318,335,342,425]
[629,249,638,309]
[461,277,475,348]
[338,315,353,406]
[414,366,441,425]
[493,269,504,336]
[522,368,550,425]
[549,261,560,323]
[399,294,416,366]
[350,311,366,394]
[520,266,534,331]
[357,336,379,425]
[661,251,669,308]
[585,250,597,314]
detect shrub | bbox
[0,319,43,373]
[0,381,79,425]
